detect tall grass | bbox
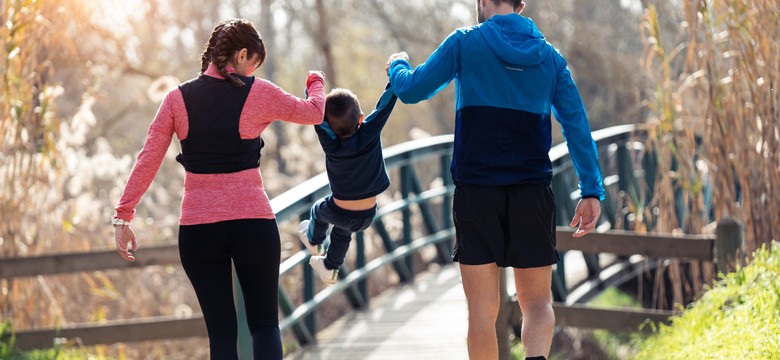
[1,0,69,324]
[1,2,212,357]
[1,0,64,256]
[639,0,779,308]
[645,0,780,254]
[633,241,780,359]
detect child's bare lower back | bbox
[333,196,377,211]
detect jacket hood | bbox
[478,14,550,66]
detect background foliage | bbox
[2,0,777,358]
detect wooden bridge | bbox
[1,125,743,358]
[286,264,468,359]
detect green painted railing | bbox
[550,124,641,302]
[236,135,456,355]
[236,125,652,356]
[2,125,724,353]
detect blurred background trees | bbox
[3,0,777,357]
[2,0,656,259]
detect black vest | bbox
[176,73,264,174]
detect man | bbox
[386,1,604,359]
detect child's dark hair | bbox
[325,89,362,138]
[200,19,266,87]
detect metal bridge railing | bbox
[5,125,734,354]
[254,125,652,355]
[235,135,456,355]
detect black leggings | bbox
[179,218,281,360]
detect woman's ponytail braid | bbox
[200,23,225,74]
[213,24,246,87]
[198,19,265,88]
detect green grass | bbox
[590,286,642,309]
[0,320,64,360]
[589,287,642,359]
[633,241,780,359]
[514,241,780,360]
[510,342,527,360]
[0,321,110,360]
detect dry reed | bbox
[639,0,779,309]
[0,1,214,357]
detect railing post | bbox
[373,218,412,282]
[356,231,368,305]
[496,268,511,360]
[278,289,314,345]
[401,164,414,281]
[441,153,453,257]
[234,271,253,359]
[551,175,573,227]
[551,263,567,303]
[583,254,601,278]
[407,168,449,263]
[641,146,658,208]
[715,217,744,274]
[616,141,632,196]
[301,214,317,342]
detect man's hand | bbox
[115,225,138,261]
[570,198,601,237]
[386,52,409,75]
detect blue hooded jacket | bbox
[388,14,604,200]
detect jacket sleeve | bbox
[254,72,325,125]
[388,31,460,104]
[551,52,605,200]
[114,90,176,221]
[359,83,398,136]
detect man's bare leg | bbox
[514,265,554,358]
[459,263,500,360]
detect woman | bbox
[112,19,325,359]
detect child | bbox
[298,84,397,284]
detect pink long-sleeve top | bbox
[114,64,325,226]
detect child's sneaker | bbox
[309,256,338,285]
[297,220,322,256]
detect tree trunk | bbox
[315,0,337,87]
[258,0,288,174]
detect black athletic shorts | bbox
[451,183,559,268]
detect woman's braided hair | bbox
[200,19,266,87]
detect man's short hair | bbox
[325,89,362,138]
[492,0,523,10]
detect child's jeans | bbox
[307,195,376,270]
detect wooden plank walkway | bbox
[286,264,469,360]
[284,251,600,359]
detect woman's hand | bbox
[306,70,325,87]
[570,198,601,237]
[115,225,138,261]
